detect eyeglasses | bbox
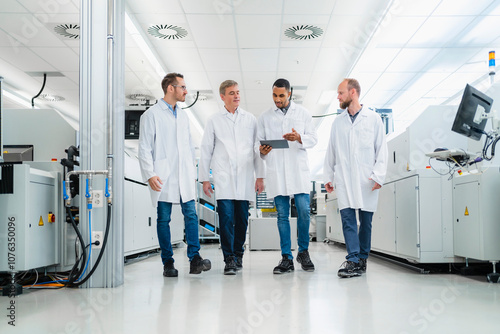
[172,85,187,91]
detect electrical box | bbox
[0,163,60,271]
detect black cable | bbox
[70,203,112,287]
[31,73,47,107]
[182,91,199,109]
[66,206,87,286]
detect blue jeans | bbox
[274,194,310,259]
[217,200,249,261]
[339,208,374,263]
[157,200,200,264]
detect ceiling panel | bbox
[17,0,79,13]
[234,0,283,15]
[333,0,390,16]
[457,16,500,46]
[134,13,189,26]
[181,0,226,15]
[2,0,28,13]
[362,89,400,106]
[31,47,78,72]
[277,48,320,72]
[179,71,212,90]
[128,1,184,14]
[240,48,279,72]
[0,14,66,48]
[245,103,272,117]
[284,0,335,15]
[186,14,237,49]
[199,48,240,72]
[312,49,351,78]
[235,15,281,49]
[424,48,482,73]
[154,46,205,72]
[124,47,159,75]
[372,72,417,92]
[62,71,79,85]
[407,16,476,47]
[433,72,487,91]
[353,47,400,72]
[33,76,78,92]
[393,0,441,16]
[275,71,313,88]
[385,48,440,72]
[242,71,279,91]
[372,16,426,48]
[206,71,243,93]
[432,0,495,16]
[0,46,56,72]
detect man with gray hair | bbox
[324,78,388,278]
[199,80,265,275]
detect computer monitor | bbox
[451,84,494,141]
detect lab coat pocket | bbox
[291,119,305,133]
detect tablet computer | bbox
[260,139,289,149]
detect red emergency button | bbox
[48,212,55,223]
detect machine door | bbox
[372,181,396,254]
[395,176,420,259]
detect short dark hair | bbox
[345,78,361,97]
[161,73,183,94]
[272,78,290,91]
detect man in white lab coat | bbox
[258,78,318,274]
[199,80,265,275]
[324,78,388,278]
[138,73,211,277]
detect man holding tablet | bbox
[257,78,318,274]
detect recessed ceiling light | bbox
[127,93,155,101]
[148,24,188,40]
[54,24,80,39]
[284,25,323,40]
[39,94,65,102]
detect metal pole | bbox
[0,76,4,165]
[106,0,114,203]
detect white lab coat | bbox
[199,108,265,201]
[323,106,388,212]
[257,101,317,199]
[138,100,197,207]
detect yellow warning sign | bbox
[464,207,469,216]
[39,216,44,226]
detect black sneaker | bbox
[224,257,237,275]
[338,260,362,278]
[190,255,209,274]
[202,258,211,272]
[273,255,294,274]
[163,259,178,277]
[296,250,315,272]
[235,256,243,271]
[359,258,367,273]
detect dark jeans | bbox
[157,200,200,264]
[217,199,249,261]
[339,208,374,263]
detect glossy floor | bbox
[2,242,499,334]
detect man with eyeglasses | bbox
[138,72,211,277]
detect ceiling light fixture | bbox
[126,93,155,101]
[284,25,323,40]
[54,24,80,39]
[148,24,188,40]
[39,94,65,102]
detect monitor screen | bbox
[451,84,493,141]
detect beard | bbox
[340,98,351,110]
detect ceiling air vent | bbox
[284,25,323,40]
[54,24,80,39]
[39,94,65,102]
[127,93,155,101]
[148,24,188,40]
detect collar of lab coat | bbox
[221,106,247,117]
[341,104,367,126]
[273,100,296,114]
[159,99,179,116]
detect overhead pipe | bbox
[106,0,114,203]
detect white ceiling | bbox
[2,0,500,174]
